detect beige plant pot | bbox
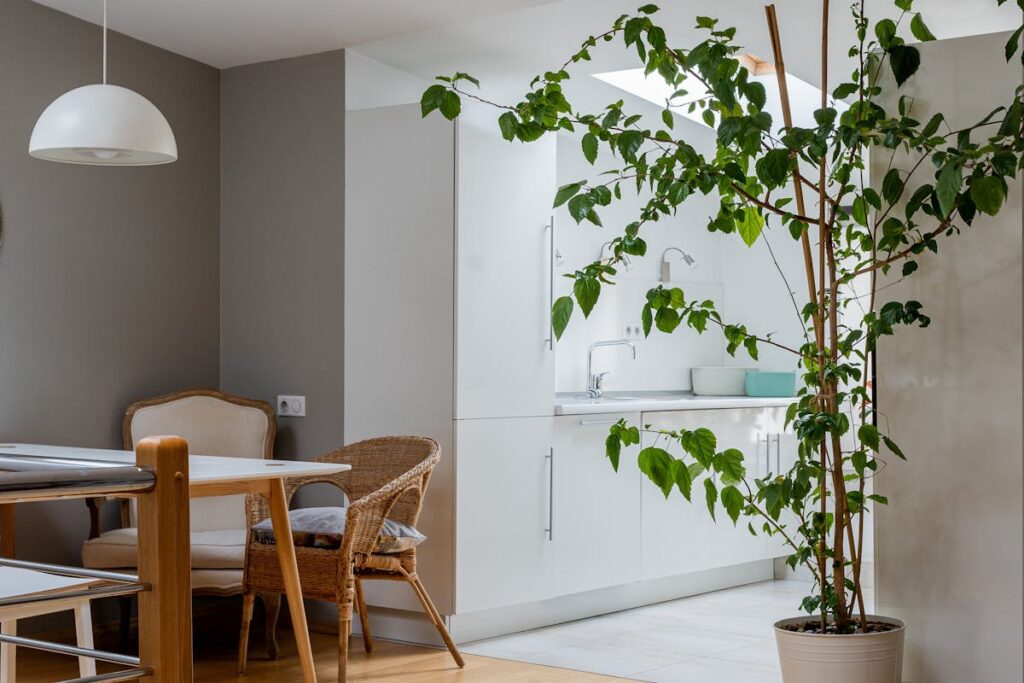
[774,615,906,683]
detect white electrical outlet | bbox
[622,322,645,340]
[277,395,306,417]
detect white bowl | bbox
[691,367,753,396]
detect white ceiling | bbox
[352,0,1020,102]
[29,0,564,68]
[32,0,1019,78]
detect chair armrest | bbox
[85,496,132,539]
[343,467,426,557]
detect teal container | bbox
[745,371,797,397]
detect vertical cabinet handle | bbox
[759,433,771,476]
[774,433,782,473]
[544,217,555,350]
[545,447,554,541]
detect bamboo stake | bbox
[764,5,820,346]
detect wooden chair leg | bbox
[74,601,97,678]
[117,596,132,646]
[404,573,464,668]
[353,578,373,654]
[259,592,281,661]
[1,620,16,683]
[338,613,351,683]
[238,593,255,674]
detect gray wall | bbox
[220,52,346,463]
[0,0,221,567]
[875,32,1021,682]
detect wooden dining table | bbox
[0,442,349,683]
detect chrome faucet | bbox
[586,339,638,398]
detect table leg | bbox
[268,478,317,683]
[0,506,14,558]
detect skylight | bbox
[593,56,847,131]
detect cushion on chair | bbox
[252,507,426,554]
[82,527,246,570]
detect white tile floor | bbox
[463,579,876,682]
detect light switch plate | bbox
[277,395,306,417]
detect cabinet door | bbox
[456,416,556,613]
[640,409,775,581]
[455,102,557,419]
[766,404,802,559]
[553,414,642,595]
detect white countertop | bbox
[0,443,349,484]
[554,391,796,415]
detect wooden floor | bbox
[14,625,624,682]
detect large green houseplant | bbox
[423,0,1023,678]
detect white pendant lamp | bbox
[29,0,177,166]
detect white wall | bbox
[874,31,1021,683]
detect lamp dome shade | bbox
[29,84,177,166]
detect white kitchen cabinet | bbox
[766,405,799,475]
[553,413,642,595]
[455,416,557,613]
[456,104,557,420]
[346,102,558,617]
[640,408,776,580]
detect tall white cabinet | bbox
[346,102,558,620]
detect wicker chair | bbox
[237,436,464,681]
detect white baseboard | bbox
[309,560,775,646]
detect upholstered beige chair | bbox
[83,388,276,637]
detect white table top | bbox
[0,443,350,484]
[0,566,99,600]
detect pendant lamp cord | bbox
[102,0,107,84]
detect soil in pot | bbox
[778,619,900,635]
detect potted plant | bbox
[422,1,1023,680]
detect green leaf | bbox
[832,82,857,100]
[638,447,675,498]
[936,162,963,217]
[420,84,448,117]
[894,0,913,9]
[704,478,718,520]
[875,19,898,50]
[662,109,675,129]
[1006,26,1023,62]
[605,433,621,471]
[637,3,659,14]
[616,130,644,162]
[655,306,681,333]
[551,296,573,340]
[883,435,907,460]
[681,428,717,468]
[910,13,936,41]
[671,458,692,500]
[882,169,905,204]
[715,448,746,485]
[851,196,869,226]
[498,112,518,141]
[889,45,921,86]
[970,176,1006,216]
[721,485,744,524]
[641,304,653,337]
[574,277,601,317]
[439,90,462,119]
[858,424,881,451]
[553,182,583,208]
[737,207,764,247]
[755,149,793,188]
[582,133,599,164]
